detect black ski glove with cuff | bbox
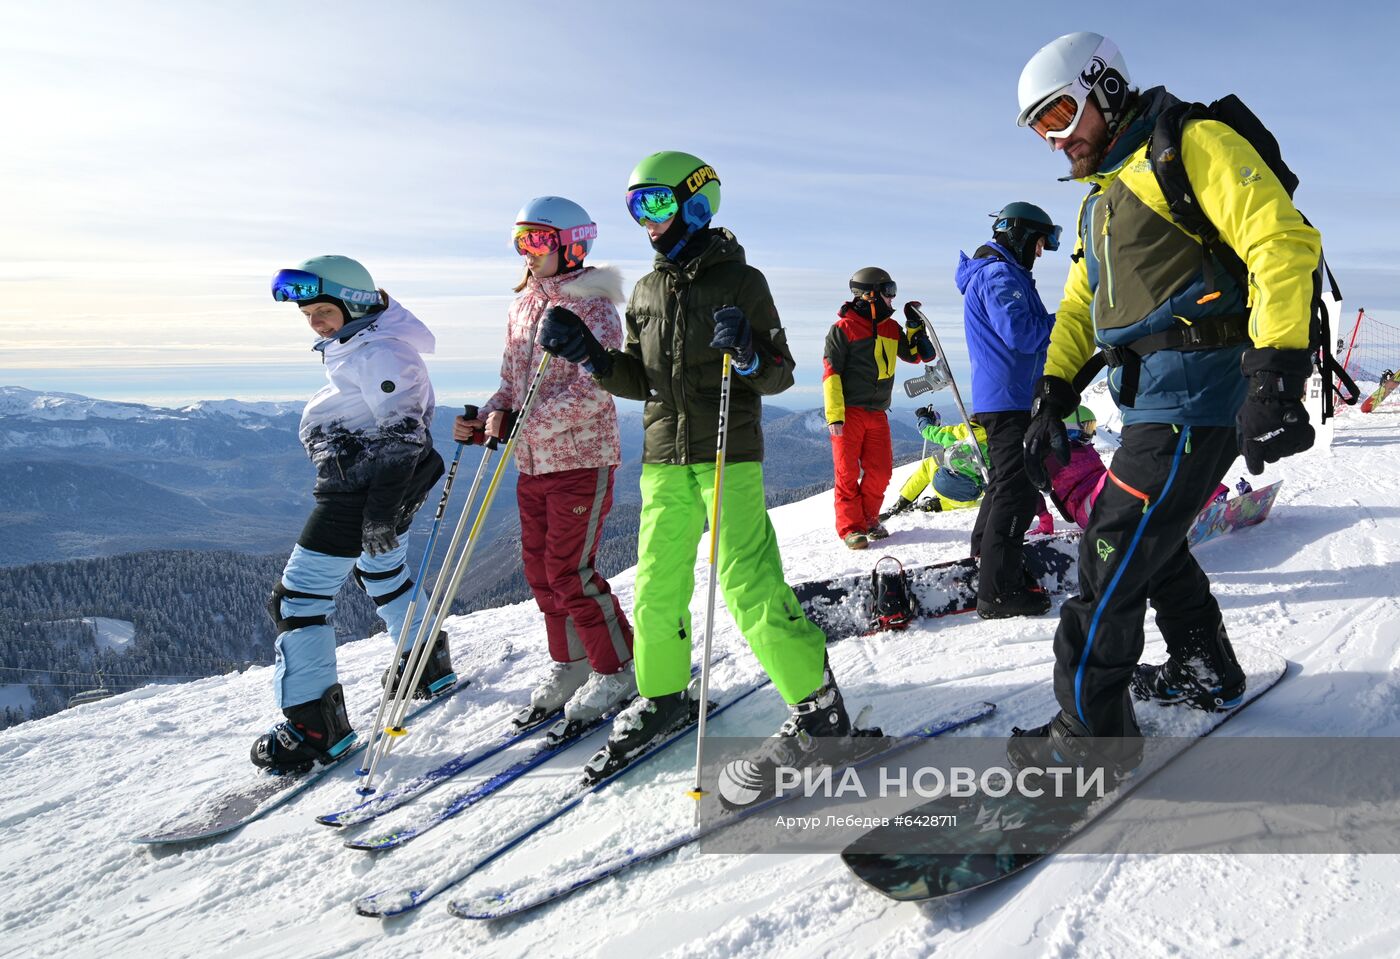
[1237,347,1315,475]
[537,306,612,376]
[710,305,756,371]
[361,519,399,557]
[1024,375,1080,492]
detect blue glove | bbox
[710,305,756,372]
[536,306,612,376]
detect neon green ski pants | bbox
[633,461,826,704]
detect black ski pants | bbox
[1052,423,1239,736]
[971,410,1039,598]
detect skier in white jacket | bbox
[251,255,453,774]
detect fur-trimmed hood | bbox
[529,264,624,305]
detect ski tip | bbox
[314,814,345,828]
[352,888,421,918]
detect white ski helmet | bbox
[512,196,597,268]
[1016,32,1131,140]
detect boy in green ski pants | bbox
[536,150,852,776]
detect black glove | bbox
[1237,347,1314,475]
[710,305,755,368]
[1024,375,1080,492]
[903,301,938,361]
[914,406,935,421]
[536,306,612,376]
[361,519,400,557]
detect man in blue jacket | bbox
[955,202,1060,617]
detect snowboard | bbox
[131,679,469,845]
[793,534,1080,641]
[1361,376,1398,413]
[1185,481,1281,549]
[841,643,1286,902]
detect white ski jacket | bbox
[298,297,438,520]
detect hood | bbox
[530,264,625,304]
[652,228,746,282]
[316,296,435,361]
[954,240,1021,293]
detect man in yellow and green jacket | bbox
[1008,32,1320,775]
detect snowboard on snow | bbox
[131,679,469,845]
[1185,481,1281,549]
[1361,376,1398,413]
[840,643,1286,902]
[793,534,1080,641]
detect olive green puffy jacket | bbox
[595,228,797,465]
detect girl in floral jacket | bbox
[455,197,635,732]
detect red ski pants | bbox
[831,406,893,537]
[517,466,633,673]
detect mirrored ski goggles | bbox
[851,280,898,299]
[1028,92,1084,141]
[626,185,680,225]
[270,269,380,309]
[511,222,598,257]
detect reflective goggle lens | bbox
[1030,94,1081,140]
[271,269,323,302]
[626,186,680,224]
[852,281,897,299]
[513,225,561,257]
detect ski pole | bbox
[353,405,476,789]
[688,352,733,815]
[360,354,553,792]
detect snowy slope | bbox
[2,411,1399,958]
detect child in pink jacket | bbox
[454,197,635,733]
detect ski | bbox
[794,533,1080,641]
[351,679,768,917]
[131,678,471,845]
[316,706,567,829]
[446,698,997,921]
[840,643,1286,902]
[1186,481,1282,549]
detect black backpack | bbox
[1149,94,1359,419]
[869,556,914,632]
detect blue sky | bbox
[1,1,1395,408]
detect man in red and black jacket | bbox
[823,267,935,549]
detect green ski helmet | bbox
[1063,404,1097,442]
[626,150,721,258]
[271,254,383,319]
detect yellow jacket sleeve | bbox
[1182,120,1321,350]
[1044,194,1098,383]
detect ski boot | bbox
[251,683,357,775]
[581,687,695,785]
[511,657,590,732]
[843,531,870,550]
[1006,709,1143,785]
[915,497,943,513]
[878,497,915,522]
[976,586,1050,619]
[381,630,457,700]
[866,520,891,541]
[550,663,637,745]
[1131,619,1245,712]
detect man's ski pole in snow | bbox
[687,352,732,814]
[359,354,554,796]
[354,405,476,790]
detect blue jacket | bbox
[955,241,1054,414]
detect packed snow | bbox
[86,617,136,654]
[2,406,1399,958]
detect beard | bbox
[1067,123,1113,179]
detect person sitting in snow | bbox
[880,408,1054,533]
[251,255,453,774]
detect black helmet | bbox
[850,266,896,299]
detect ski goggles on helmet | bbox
[626,164,720,225]
[1028,93,1084,140]
[1063,412,1097,444]
[850,278,897,299]
[511,222,598,257]
[270,269,381,309]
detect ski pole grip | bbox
[463,403,479,420]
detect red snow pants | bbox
[831,406,893,537]
[516,465,633,673]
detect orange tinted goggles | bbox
[1030,94,1082,140]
